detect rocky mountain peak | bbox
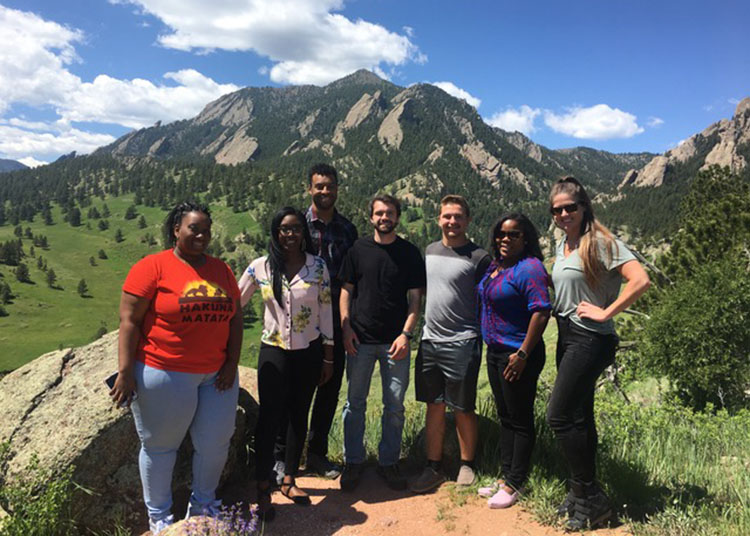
[328,68,387,88]
[736,97,750,118]
[620,95,750,189]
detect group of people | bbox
[110,164,650,534]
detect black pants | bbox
[307,325,346,456]
[546,317,617,484]
[255,339,323,481]
[274,319,346,461]
[486,343,545,490]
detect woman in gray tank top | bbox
[546,177,650,531]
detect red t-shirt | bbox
[123,249,241,373]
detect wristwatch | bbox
[401,330,413,340]
[516,349,528,361]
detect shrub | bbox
[641,253,750,411]
[0,444,77,536]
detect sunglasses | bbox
[279,225,304,235]
[495,230,523,240]
[550,203,579,216]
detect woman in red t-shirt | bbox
[110,202,242,535]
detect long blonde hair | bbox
[550,177,618,288]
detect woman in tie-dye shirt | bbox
[477,213,550,509]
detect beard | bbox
[373,221,395,234]
[313,193,336,211]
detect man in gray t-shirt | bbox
[410,196,491,494]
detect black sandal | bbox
[280,478,311,506]
[256,481,276,521]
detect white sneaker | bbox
[185,499,223,519]
[149,514,174,535]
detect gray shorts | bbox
[415,338,482,412]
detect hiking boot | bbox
[456,464,476,486]
[149,514,174,535]
[376,463,407,491]
[564,481,613,532]
[409,466,446,493]
[556,488,576,518]
[272,460,285,486]
[306,452,342,479]
[340,462,363,492]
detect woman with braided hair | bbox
[111,201,242,534]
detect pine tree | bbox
[0,282,12,304]
[98,249,108,260]
[89,256,96,266]
[114,228,124,243]
[138,215,147,229]
[77,279,89,297]
[46,268,57,288]
[98,219,109,231]
[69,207,81,227]
[15,263,30,283]
[125,205,138,220]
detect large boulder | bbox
[0,331,258,533]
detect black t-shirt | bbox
[339,235,426,344]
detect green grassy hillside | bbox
[0,195,265,371]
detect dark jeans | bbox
[273,326,346,462]
[486,343,545,490]
[255,339,323,481]
[546,317,617,484]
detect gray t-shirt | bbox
[422,241,491,342]
[552,236,636,335]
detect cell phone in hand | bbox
[105,371,137,407]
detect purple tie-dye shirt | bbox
[477,256,551,350]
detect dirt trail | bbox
[249,472,630,536]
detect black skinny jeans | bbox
[546,317,617,484]
[486,343,545,490]
[255,339,323,481]
[274,312,346,461]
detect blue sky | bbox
[1,0,748,166]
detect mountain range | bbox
[97,70,655,203]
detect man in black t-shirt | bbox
[338,194,425,492]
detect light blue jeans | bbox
[130,361,239,522]
[342,343,410,466]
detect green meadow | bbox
[0,197,264,371]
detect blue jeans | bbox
[342,343,410,466]
[131,362,239,522]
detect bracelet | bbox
[401,330,413,340]
[323,359,334,364]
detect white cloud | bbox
[647,116,664,127]
[64,70,240,129]
[544,104,644,140]
[431,82,481,109]
[18,156,48,168]
[486,105,541,135]
[0,5,242,161]
[0,121,116,160]
[118,0,425,85]
[0,5,83,114]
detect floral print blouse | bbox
[238,254,334,350]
